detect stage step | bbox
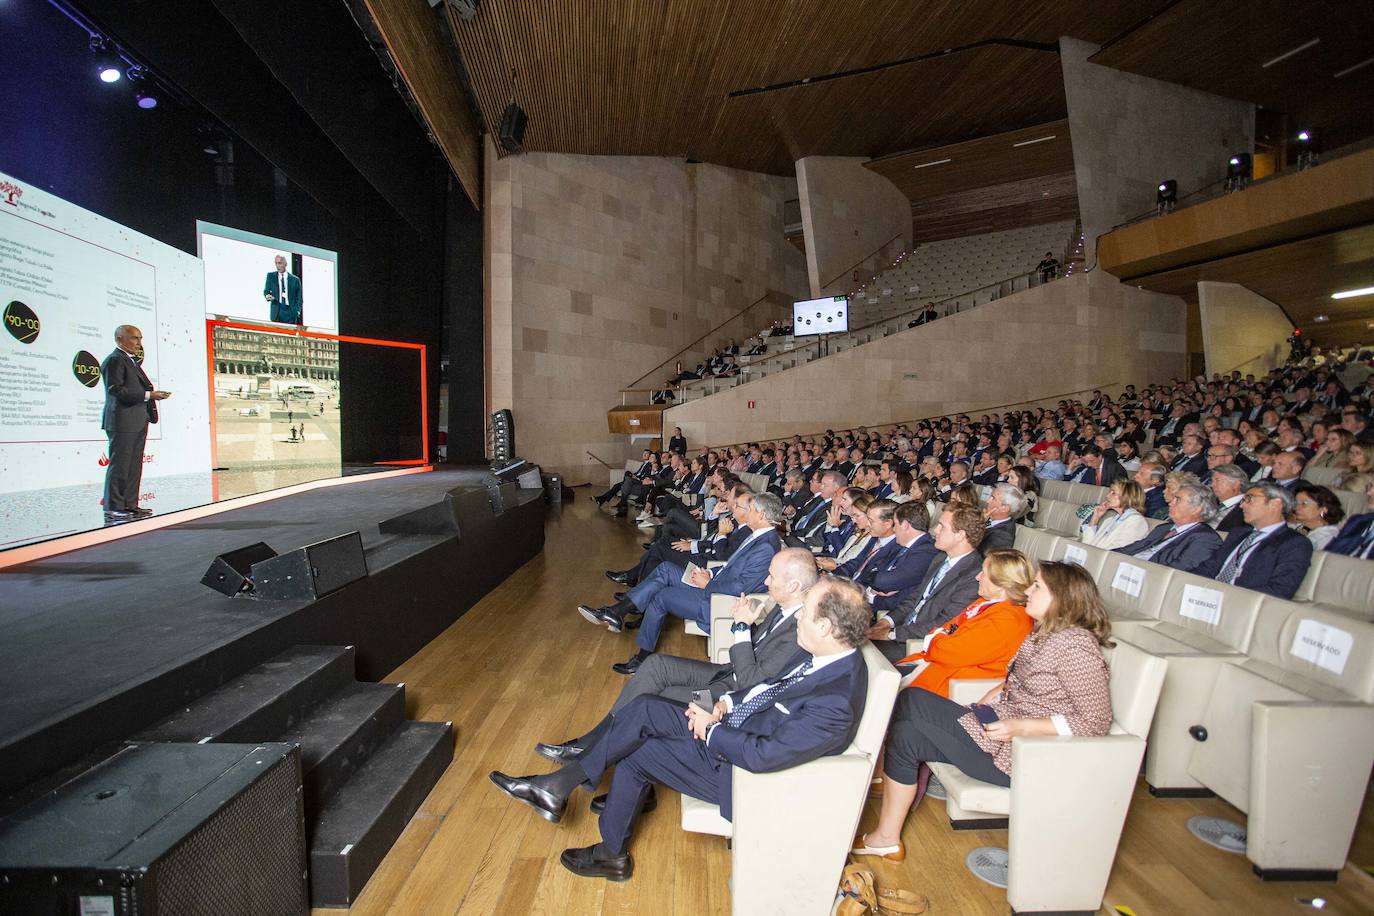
[135,644,357,744]
[309,720,454,907]
[282,682,406,814]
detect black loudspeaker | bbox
[541,472,565,502]
[378,499,460,535]
[249,532,368,601]
[498,103,526,153]
[0,742,307,916]
[201,542,279,596]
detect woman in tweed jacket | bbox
[853,561,1113,862]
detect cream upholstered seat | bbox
[1039,480,1072,502]
[1048,538,1110,581]
[1012,526,1061,565]
[608,458,638,487]
[1185,603,1374,877]
[1095,553,1173,621]
[930,641,1167,914]
[1293,551,1374,620]
[679,642,900,915]
[701,592,772,664]
[1036,498,1085,537]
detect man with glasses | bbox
[1197,482,1312,598]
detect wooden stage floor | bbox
[319,493,1374,916]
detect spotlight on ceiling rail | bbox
[1225,153,1252,193]
[1156,179,1178,214]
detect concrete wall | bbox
[1061,37,1254,261]
[484,140,808,483]
[1198,281,1293,376]
[664,272,1186,445]
[796,156,911,297]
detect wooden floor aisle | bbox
[317,494,1374,916]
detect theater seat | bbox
[932,642,1167,914]
[610,458,638,487]
[1294,551,1374,620]
[704,592,773,664]
[1036,498,1085,536]
[1185,604,1374,878]
[679,643,900,915]
[1095,554,1173,621]
[1012,525,1061,565]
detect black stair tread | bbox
[135,645,355,743]
[281,682,404,773]
[310,720,453,853]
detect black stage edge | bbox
[0,466,545,803]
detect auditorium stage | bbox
[0,466,546,803]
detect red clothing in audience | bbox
[897,599,1032,698]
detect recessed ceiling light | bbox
[1332,286,1374,299]
[1315,314,1329,322]
[912,158,951,170]
[1012,135,1056,148]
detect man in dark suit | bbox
[532,549,818,801]
[792,470,844,543]
[1198,483,1312,598]
[596,449,653,506]
[870,504,986,662]
[1071,445,1125,488]
[1133,460,1169,520]
[100,325,170,522]
[1116,482,1222,573]
[1326,485,1374,558]
[1169,434,1208,477]
[980,483,1024,553]
[263,254,303,324]
[868,501,938,614]
[1208,464,1249,533]
[489,577,871,880]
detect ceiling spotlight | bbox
[1332,286,1374,300]
[1225,153,1252,192]
[136,92,158,110]
[91,37,122,83]
[1297,128,1321,169]
[1314,314,1329,322]
[1156,179,1178,214]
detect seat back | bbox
[1303,466,1343,487]
[1050,539,1109,581]
[1040,480,1072,501]
[740,472,769,494]
[1095,554,1172,620]
[1103,641,1169,739]
[1152,570,1264,653]
[1038,498,1085,536]
[1066,482,1108,506]
[1248,599,1374,703]
[1013,526,1061,565]
[850,642,902,756]
[1298,552,1374,620]
[1334,488,1368,520]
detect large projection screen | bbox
[792,296,849,337]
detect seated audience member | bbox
[889,470,915,503]
[944,483,982,515]
[1115,482,1222,573]
[832,498,900,582]
[853,562,1112,861]
[1291,483,1346,551]
[1162,470,1202,509]
[582,492,782,673]
[892,549,1034,698]
[1323,480,1374,558]
[980,484,1025,553]
[1250,440,1281,481]
[1080,479,1151,549]
[817,493,875,571]
[596,449,653,506]
[1068,445,1124,488]
[1036,251,1060,283]
[793,470,846,543]
[866,501,939,613]
[1310,428,1356,469]
[1208,463,1250,532]
[1114,438,1142,474]
[1169,434,1208,477]
[608,479,748,587]
[1270,450,1306,490]
[1336,443,1374,492]
[492,577,873,881]
[1033,445,1067,481]
[869,505,987,662]
[1197,482,1312,598]
[533,549,818,779]
[1005,465,1040,520]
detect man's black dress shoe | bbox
[605,569,632,585]
[129,507,154,517]
[622,616,642,630]
[578,605,623,633]
[488,771,568,824]
[613,591,628,602]
[534,741,585,764]
[611,654,644,675]
[590,786,657,816]
[103,510,135,524]
[560,844,633,881]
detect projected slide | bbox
[792,295,849,337]
[199,221,338,330]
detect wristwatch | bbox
[731,621,751,634]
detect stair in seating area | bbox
[134,644,453,908]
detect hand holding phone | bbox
[691,689,715,713]
[970,704,1000,727]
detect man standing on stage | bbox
[101,325,170,523]
[263,254,303,325]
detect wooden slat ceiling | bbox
[1090,0,1374,151]
[1131,224,1374,346]
[443,1,1169,176]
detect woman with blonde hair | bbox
[1311,428,1355,470]
[854,562,1113,861]
[1337,443,1374,492]
[1080,479,1150,549]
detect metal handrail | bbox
[822,231,905,290]
[585,451,615,469]
[627,291,782,389]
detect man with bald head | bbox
[263,254,303,324]
[101,325,171,522]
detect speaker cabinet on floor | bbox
[0,742,307,916]
[249,532,368,600]
[377,500,461,536]
[201,542,279,597]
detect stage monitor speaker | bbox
[541,472,565,502]
[0,742,307,916]
[378,499,460,536]
[498,103,527,153]
[515,466,543,490]
[201,542,279,596]
[249,532,368,601]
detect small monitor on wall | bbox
[792,296,849,337]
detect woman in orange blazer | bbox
[898,549,1034,697]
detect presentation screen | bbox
[792,296,849,337]
[198,221,339,331]
[0,169,212,543]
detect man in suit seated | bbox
[868,504,987,662]
[595,449,653,506]
[1197,482,1312,599]
[1133,461,1169,519]
[792,470,845,544]
[866,501,938,614]
[980,484,1024,553]
[489,577,872,881]
[587,492,783,674]
[606,479,748,587]
[1325,480,1374,558]
[1115,482,1222,573]
[531,548,819,814]
[1208,463,1250,533]
[1270,450,1306,490]
[1170,434,1208,477]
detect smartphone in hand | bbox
[970,704,999,726]
[691,689,715,713]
